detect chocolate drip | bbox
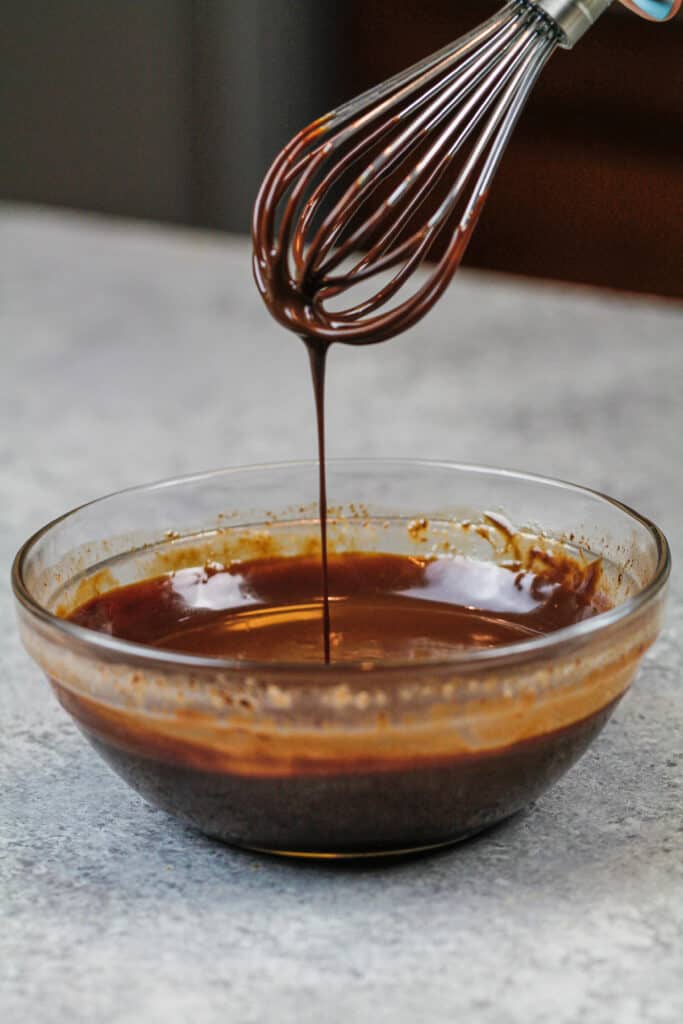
[305,340,331,663]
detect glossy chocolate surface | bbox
[62,551,616,853]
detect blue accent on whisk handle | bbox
[629,0,675,18]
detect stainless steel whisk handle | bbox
[530,0,613,47]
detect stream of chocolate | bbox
[305,340,331,663]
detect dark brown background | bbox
[2,1,681,296]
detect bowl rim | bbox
[11,458,671,675]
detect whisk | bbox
[253,0,677,345]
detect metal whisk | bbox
[252,0,671,345]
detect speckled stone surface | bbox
[1,205,682,1024]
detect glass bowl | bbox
[12,460,670,858]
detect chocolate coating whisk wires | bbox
[252,2,574,346]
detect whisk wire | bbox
[315,29,555,325]
[323,22,553,293]
[301,17,531,284]
[321,4,518,130]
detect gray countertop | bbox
[1,205,682,1024]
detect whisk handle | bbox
[532,0,613,47]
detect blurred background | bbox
[1,0,681,297]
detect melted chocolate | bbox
[306,341,331,663]
[69,551,601,662]
[62,551,616,854]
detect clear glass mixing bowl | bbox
[12,460,670,857]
